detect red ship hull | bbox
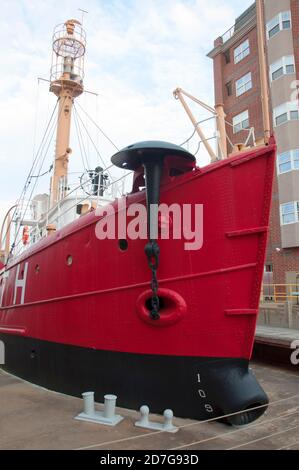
[0,142,275,424]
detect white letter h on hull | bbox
[13,263,28,305]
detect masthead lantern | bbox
[50,19,86,98]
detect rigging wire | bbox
[95,94,100,155]
[194,141,201,157]
[73,106,90,171]
[76,100,119,151]
[2,99,59,255]
[31,78,40,163]
[25,101,60,188]
[179,116,216,147]
[30,165,53,178]
[179,125,199,147]
[9,99,64,256]
[8,98,65,261]
[180,114,254,156]
[9,116,58,259]
[74,104,114,179]
[84,92,91,166]
[0,205,17,251]
[18,99,59,200]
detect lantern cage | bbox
[50,20,86,88]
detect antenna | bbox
[78,8,88,25]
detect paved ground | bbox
[0,363,299,450]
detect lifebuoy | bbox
[22,226,29,245]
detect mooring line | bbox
[278,439,299,450]
[74,393,299,450]
[227,424,299,450]
[171,409,299,450]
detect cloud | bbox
[0,0,253,232]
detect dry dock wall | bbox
[258,303,299,329]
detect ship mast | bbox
[49,19,86,207]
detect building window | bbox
[264,264,273,273]
[273,102,299,127]
[232,110,249,134]
[281,201,299,225]
[234,39,250,64]
[277,150,299,174]
[225,81,232,96]
[270,56,295,81]
[267,11,292,39]
[236,72,252,97]
[278,152,292,174]
[294,151,299,169]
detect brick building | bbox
[208,0,299,287]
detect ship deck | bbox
[0,360,299,450]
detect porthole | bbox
[118,239,128,251]
[30,349,36,359]
[35,264,40,274]
[66,255,73,266]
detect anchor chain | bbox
[145,241,160,321]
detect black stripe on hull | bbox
[0,334,268,425]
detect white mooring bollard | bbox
[163,409,175,431]
[135,405,178,433]
[138,405,150,426]
[82,392,95,416]
[75,392,124,426]
[103,394,117,419]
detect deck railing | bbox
[261,284,299,304]
[221,25,235,43]
[10,169,133,258]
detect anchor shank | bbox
[143,157,164,241]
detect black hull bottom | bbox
[0,334,268,425]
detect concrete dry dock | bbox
[253,326,299,368]
[0,364,299,450]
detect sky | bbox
[0,0,253,228]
